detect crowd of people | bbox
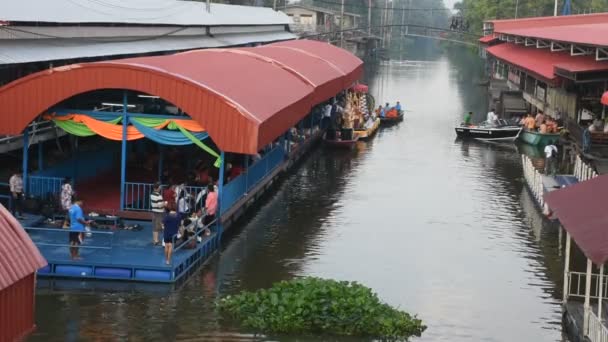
[151,181,217,264]
[519,111,560,133]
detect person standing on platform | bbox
[204,183,218,226]
[9,171,24,219]
[60,177,74,227]
[544,144,559,176]
[162,207,181,265]
[150,183,166,246]
[68,198,91,260]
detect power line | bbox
[305,0,454,12]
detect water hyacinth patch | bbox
[218,277,426,341]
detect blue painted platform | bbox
[22,218,220,283]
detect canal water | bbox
[31,48,566,342]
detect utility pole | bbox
[368,0,372,36]
[273,0,277,11]
[554,0,559,16]
[206,0,210,12]
[515,0,519,18]
[400,2,405,54]
[340,0,345,48]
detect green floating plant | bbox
[218,277,426,341]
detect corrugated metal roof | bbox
[545,175,608,265]
[489,13,608,47]
[486,43,608,84]
[0,31,296,65]
[0,40,363,154]
[0,0,291,26]
[0,205,46,291]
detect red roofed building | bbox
[482,13,608,123]
[0,204,47,342]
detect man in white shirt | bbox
[544,144,558,176]
[486,108,498,125]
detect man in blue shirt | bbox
[68,198,91,260]
[395,101,402,112]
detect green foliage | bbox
[454,0,608,36]
[218,277,426,341]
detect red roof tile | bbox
[0,40,363,154]
[489,13,608,47]
[0,205,46,291]
[545,175,608,265]
[486,43,608,84]
[479,35,498,44]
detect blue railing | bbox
[221,145,286,214]
[124,183,206,212]
[28,176,63,199]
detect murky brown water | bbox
[31,50,566,342]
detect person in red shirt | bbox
[204,183,218,226]
[162,183,176,207]
[229,163,244,180]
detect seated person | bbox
[539,121,548,133]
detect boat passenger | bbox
[376,105,385,118]
[384,103,391,114]
[463,111,473,126]
[546,117,558,133]
[395,101,402,112]
[364,116,375,129]
[535,111,545,128]
[486,108,498,125]
[539,121,548,134]
[523,114,536,130]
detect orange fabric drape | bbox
[171,119,205,132]
[74,115,168,141]
[44,113,205,138]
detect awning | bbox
[486,43,608,84]
[0,39,363,154]
[545,175,608,265]
[479,35,499,44]
[0,204,46,291]
[0,31,296,65]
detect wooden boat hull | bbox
[380,112,404,125]
[519,130,560,146]
[355,118,381,140]
[455,126,522,141]
[323,133,359,148]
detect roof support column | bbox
[563,231,571,306]
[598,264,604,325]
[38,139,44,171]
[584,258,593,335]
[158,146,164,183]
[217,151,225,240]
[119,90,128,211]
[22,126,29,195]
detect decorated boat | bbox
[519,129,561,146]
[455,119,522,141]
[355,118,381,140]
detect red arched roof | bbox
[0,205,46,291]
[0,40,363,154]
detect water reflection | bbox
[31,50,566,342]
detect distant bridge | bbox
[302,23,481,47]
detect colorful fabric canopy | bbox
[46,113,221,166]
